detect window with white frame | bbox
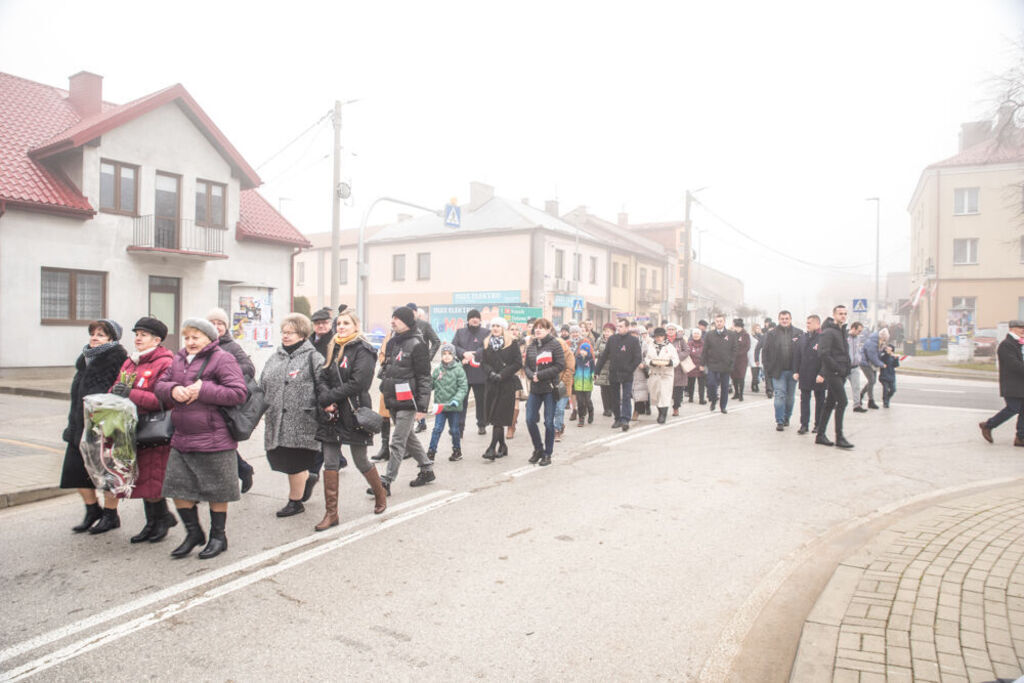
[953,188,979,215]
[392,254,405,281]
[339,258,349,285]
[952,296,976,311]
[417,253,430,280]
[952,238,978,265]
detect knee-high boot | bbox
[362,467,388,515]
[315,470,340,531]
[198,509,227,559]
[371,418,391,461]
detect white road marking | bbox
[505,465,543,478]
[0,489,454,667]
[1,491,471,682]
[919,389,966,394]
[894,403,993,414]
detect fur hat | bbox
[132,316,168,341]
[206,308,230,327]
[311,307,332,322]
[392,306,416,330]
[182,317,218,342]
[488,317,509,329]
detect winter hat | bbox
[733,318,744,328]
[440,342,456,355]
[698,320,709,327]
[1009,320,1024,329]
[665,322,678,329]
[569,325,581,334]
[182,317,218,342]
[337,303,349,314]
[579,341,592,355]
[467,309,481,321]
[653,327,667,338]
[132,316,168,341]
[206,308,230,327]
[311,307,332,322]
[97,318,122,341]
[392,306,417,330]
[488,317,509,329]
[406,302,418,311]
[603,322,616,331]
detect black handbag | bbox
[220,376,268,442]
[136,408,174,447]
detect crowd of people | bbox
[61,300,1020,562]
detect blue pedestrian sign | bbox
[444,203,461,228]
[852,298,868,313]
[572,298,584,315]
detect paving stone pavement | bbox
[790,483,1024,683]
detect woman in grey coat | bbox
[259,313,324,518]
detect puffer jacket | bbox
[524,333,566,395]
[379,329,432,412]
[260,339,324,452]
[432,360,468,412]
[863,331,884,369]
[818,318,852,379]
[154,341,247,453]
[115,345,174,498]
[316,337,377,446]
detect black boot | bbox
[301,472,319,502]
[89,508,120,534]
[835,434,854,449]
[147,498,177,543]
[198,510,227,559]
[657,407,668,424]
[72,502,102,533]
[130,501,157,543]
[170,506,205,558]
[815,410,835,446]
[371,419,391,461]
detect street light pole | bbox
[329,99,358,312]
[867,197,880,327]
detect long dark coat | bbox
[481,340,523,427]
[117,346,175,499]
[997,334,1024,398]
[731,331,751,382]
[315,338,378,446]
[60,344,128,489]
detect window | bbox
[590,256,597,284]
[155,172,180,249]
[218,280,238,313]
[195,180,226,228]
[339,259,349,285]
[952,296,976,311]
[555,249,564,279]
[99,160,138,214]
[622,264,629,287]
[953,238,978,265]
[417,253,430,280]
[1020,236,1024,263]
[613,263,619,287]
[573,253,581,281]
[679,265,685,278]
[652,270,658,290]
[296,261,305,286]
[954,187,979,215]
[393,254,405,281]
[41,267,105,323]
[639,268,647,291]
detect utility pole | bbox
[682,190,692,328]
[867,197,880,327]
[330,100,342,311]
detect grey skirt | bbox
[161,448,240,502]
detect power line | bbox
[691,197,874,273]
[256,110,333,170]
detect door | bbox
[149,276,181,352]
[154,172,180,249]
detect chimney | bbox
[959,121,991,151]
[544,200,559,217]
[68,71,103,118]
[617,212,629,227]
[468,181,494,211]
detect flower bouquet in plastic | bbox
[80,393,139,496]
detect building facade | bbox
[907,115,1024,338]
[0,71,309,369]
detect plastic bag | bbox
[80,393,139,496]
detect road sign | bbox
[572,298,584,315]
[444,203,461,228]
[852,298,868,313]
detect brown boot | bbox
[314,470,339,531]
[362,467,387,515]
[979,422,993,443]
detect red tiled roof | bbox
[237,189,311,247]
[0,73,95,215]
[928,130,1024,169]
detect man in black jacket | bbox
[453,309,489,436]
[595,317,643,431]
[702,314,738,414]
[792,314,825,435]
[815,305,854,448]
[762,310,803,430]
[524,319,566,465]
[310,308,334,357]
[408,303,441,433]
[379,307,435,489]
[979,320,1024,447]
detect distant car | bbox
[972,328,998,356]
[365,330,386,351]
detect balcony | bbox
[128,216,227,260]
[637,288,663,304]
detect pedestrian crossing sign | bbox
[852,298,868,313]
[572,298,584,315]
[444,203,461,228]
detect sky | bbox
[2,0,1021,315]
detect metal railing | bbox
[131,215,225,255]
[637,288,663,303]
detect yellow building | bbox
[907,115,1024,337]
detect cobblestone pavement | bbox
[790,483,1024,683]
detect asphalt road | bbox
[0,376,1020,681]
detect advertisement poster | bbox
[429,305,543,342]
[234,289,274,348]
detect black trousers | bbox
[686,375,706,402]
[459,383,487,431]
[599,384,615,415]
[799,385,826,430]
[672,385,686,409]
[575,391,593,421]
[819,374,848,436]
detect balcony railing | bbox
[637,288,663,304]
[129,216,226,258]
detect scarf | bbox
[283,339,305,355]
[129,345,158,365]
[326,330,361,367]
[82,341,120,365]
[489,334,504,351]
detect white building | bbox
[0,71,310,369]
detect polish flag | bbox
[395,382,413,402]
[537,351,553,366]
[469,355,481,368]
[430,403,445,415]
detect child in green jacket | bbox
[428,343,468,461]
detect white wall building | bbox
[0,71,310,370]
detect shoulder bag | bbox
[137,406,174,447]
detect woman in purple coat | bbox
[155,318,247,560]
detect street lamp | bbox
[682,187,708,328]
[329,99,359,311]
[866,197,880,327]
[355,197,442,322]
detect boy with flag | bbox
[426,343,468,462]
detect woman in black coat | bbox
[480,317,523,461]
[60,319,128,533]
[314,310,388,530]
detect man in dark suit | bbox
[979,320,1024,447]
[792,314,825,435]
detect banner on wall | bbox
[429,304,543,342]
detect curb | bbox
[0,386,71,400]
[0,486,70,509]
[897,368,996,382]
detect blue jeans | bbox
[428,411,461,452]
[706,370,730,409]
[610,380,634,421]
[526,391,556,455]
[772,371,797,423]
[553,395,570,431]
[985,397,1024,439]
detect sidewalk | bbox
[790,482,1024,682]
[0,369,74,400]
[898,353,997,382]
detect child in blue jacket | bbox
[879,344,900,408]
